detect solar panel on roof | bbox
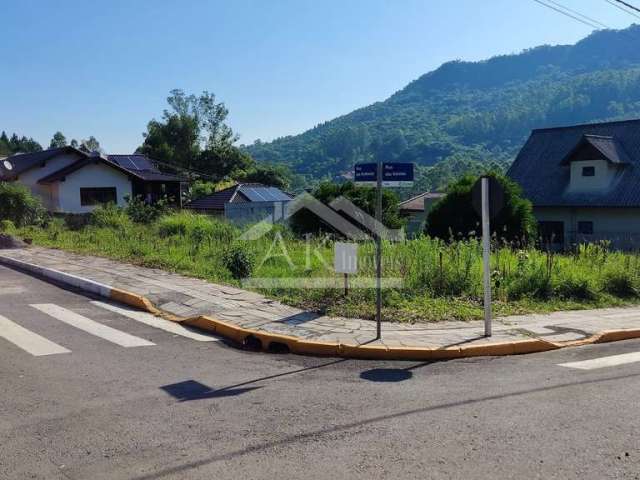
[239,185,290,202]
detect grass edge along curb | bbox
[3,252,640,360]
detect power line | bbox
[613,0,640,14]
[532,0,605,29]
[606,0,640,20]
[545,0,609,28]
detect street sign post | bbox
[334,242,358,296]
[472,175,505,337]
[354,162,414,187]
[354,162,414,339]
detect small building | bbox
[399,192,445,237]
[185,183,292,224]
[508,119,640,249]
[0,147,182,214]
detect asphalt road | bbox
[1,264,640,480]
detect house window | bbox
[577,221,594,235]
[80,187,117,206]
[582,166,595,177]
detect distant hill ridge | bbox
[245,24,640,190]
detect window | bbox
[80,187,117,206]
[582,166,595,177]
[577,221,594,235]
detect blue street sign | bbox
[354,162,414,187]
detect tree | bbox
[49,131,68,148]
[79,136,101,153]
[425,173,536,243]
[70,139,79,148]
[289,181,402,237]
[140,89,253,180]
[236,164,292,189]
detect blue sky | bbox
[0,0,636,153]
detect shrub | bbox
[554,273,596,300]
[0,182,46,227]
[426,173,536,244]
[157,212,236,242]
[223,243,255,280]
[602,269,638,298]
[90,204,131,230]
[0,219,15,232]
[64,213,91,231]
[125,195,170,224]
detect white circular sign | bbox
[3,160,13,171]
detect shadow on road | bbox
[140,371,640,479]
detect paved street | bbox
[2,264,640,479]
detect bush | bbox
[0,182,46,227]
[602,269,638,298]
[426,173,536,244]
[0,219,15,232]
[157,212,236,242]
[90,204,132,230]
[64,214,91,231]
[125,195,170,224]
[223,243,255,279]
[554,273,596,300]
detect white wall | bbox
[568,159,617,192]
[58,162,132,214]
[535,206,640,250]
[16,152,80,210]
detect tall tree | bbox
[140,89,254,180]
[49,131,68,149]
[79,136,101,153]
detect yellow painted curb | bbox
[107,287,640,361]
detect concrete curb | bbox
[2,252,640,360]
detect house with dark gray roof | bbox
[507,119,640,249]
[0,146,183,213]
[398,191,445,237]
[185,183,292,224]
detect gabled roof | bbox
[559,134,632,165]
[0,147,183,183]
[398,192,445,212]
[0,146,84,180]
[507,119,640,208]
[185,183,292,211]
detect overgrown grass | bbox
[13,208,640,323]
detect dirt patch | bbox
[0,234,28,249]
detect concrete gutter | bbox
[3,253,640,360]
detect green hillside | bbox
[245,25,640,192]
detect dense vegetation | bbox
[426,174,536,243]
[5,201,640,322]
[245,25,640,193]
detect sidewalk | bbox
[2,246,640,359]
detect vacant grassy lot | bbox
[10,208,640,322]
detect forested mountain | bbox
[245,25,640,192]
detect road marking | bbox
[0,314,70,356]
[91,301,219,342]
[559,351,640,370]
[30,304,155,348]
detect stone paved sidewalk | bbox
[2,246,640,349]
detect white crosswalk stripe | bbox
[91,301,219,342]
[0,314,70,356]
[31,304,155,348]
[559,351,640,370]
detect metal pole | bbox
[375,158,383,340]
[481,176,492,337]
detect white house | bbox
[508,119,640,250]
[0,147,182,214]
